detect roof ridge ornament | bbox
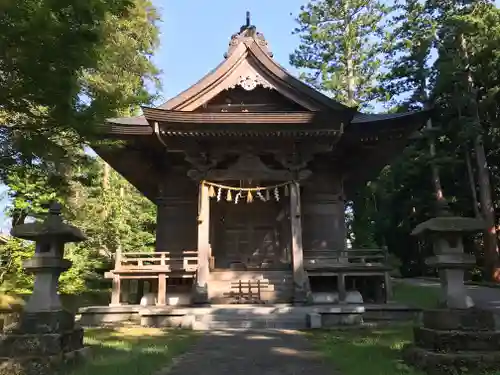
[225,11,273,59]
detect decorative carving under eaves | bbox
[228,73,272,91]
[185,151,220,180]
[275,151,315,172]
[186,152,311,181]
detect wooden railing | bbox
[305,248,388,264]
[113,249,198,273]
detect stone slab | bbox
[78,303,420,329]
[78,306,140,326]
[322,313,363,326]
[414,326,500,352]
[403,345,500,375]
[140,314,188,328]
[78,305,140,314]
[307,313,322,329]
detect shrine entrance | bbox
[211,198,292,270]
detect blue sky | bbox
[152,0,305,102]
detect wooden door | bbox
[214,200,283,268]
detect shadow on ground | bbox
[70,327,336,375]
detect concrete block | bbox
[307,313,322,329]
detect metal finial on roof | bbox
[246,11,251,28]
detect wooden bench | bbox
[223,279,270,304]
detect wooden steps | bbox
[208,270,293,304]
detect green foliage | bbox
[1,157,156,295]
[0,0,160,294]
[292,0,500,278]
[0,0,160,184]
[69,159,156,260]
[0,238,34,293]
[290,0,391,107]
[0,0,132,172]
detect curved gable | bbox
[159,37,354,113]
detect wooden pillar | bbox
[110,275,121,306]
[136,280,145,304]
[384,272,393,302]
[155,197,168,251]
[110,247,122,306]
[289,181,310,304]
[157,273,166,305]
[337,273,346,304]
[121,279,130,304]
[194,182,210,304]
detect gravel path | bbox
[164,329,337,375]
[400,278,500,311]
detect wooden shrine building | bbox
[97,17,429,307]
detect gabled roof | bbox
[158,30,354,113]
[106,23,357,129]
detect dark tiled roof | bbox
[351,110,427,124]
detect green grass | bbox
[309,325,425,375]
[68,327,197,375]
[308,282,500,375]
[310,326,500,375]
[392,281,440,309]
[306,281,438,375]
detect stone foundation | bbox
[0,347,88,375]
[0,311,86,375]
[79,305,140,326]
[139,308,193,328]
[403,308,500,374]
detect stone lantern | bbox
[0,202,87,375]
[411,207,484,309]
[403,204,500,373]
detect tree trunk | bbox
[427,118,445,205]
[423,100,445,208]
[460,34,499,280]
[103,162,110,190]
[474,134,499,280]
[101,162,111,219]
[464,145,481,218]
[344,1,356,106]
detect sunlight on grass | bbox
[68,327,197,375]
[309,325,426,375]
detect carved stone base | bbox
[0,311,86,375]
[0,328,84,357]
[414,326,500,352]
[404,308,500,374]
[422,308,498,331]
[403,345,500,375]
[0,347,88,375]
[4,311,76,334]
